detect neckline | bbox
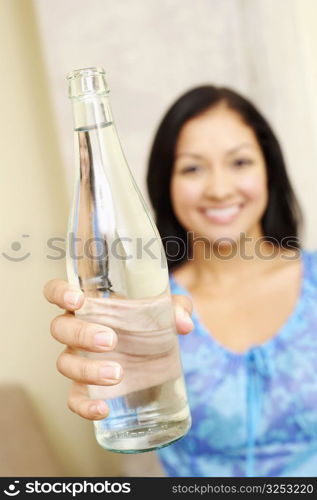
[170,248,310,358]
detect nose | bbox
[203,167,234,200]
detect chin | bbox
[191,226,244,245]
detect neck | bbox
[186,229,280,288]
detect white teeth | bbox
[204,205,240,217]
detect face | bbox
[170,104,268,246]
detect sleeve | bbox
[307,249,317,286]
[169,274,190,297]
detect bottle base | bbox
[95,417,191,454]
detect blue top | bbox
[157,249,317,477]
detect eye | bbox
[180,165,201,174]
[231,158,254,168]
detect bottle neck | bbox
[71,95,113,131]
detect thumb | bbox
[172,294,194,335]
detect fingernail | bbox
[100,365,121,380]
[64,290,82,307]
[94,332,114,347]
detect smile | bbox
[200,204,243,223]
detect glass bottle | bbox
[66,67,191,453]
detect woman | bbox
[44,86,317,477]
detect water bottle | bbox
[65,67,191,453]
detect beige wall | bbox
[1,0,317,477]
[0,0,125,476]
[0,0,163,477]
[33,0,317,250]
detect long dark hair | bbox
[146,86,303,271]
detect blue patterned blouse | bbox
[157,249,317,477]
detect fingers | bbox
[172,294,194,335]
[43,279,84,311]
[51,313,118,353]
[68,382,109,421]
[57,347,123,386]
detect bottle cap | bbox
[67,67,109,98]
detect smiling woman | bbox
[147,86,302,269]
[147,87,305,359]
[144,86,317,477]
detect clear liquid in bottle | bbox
[66,68,191,453]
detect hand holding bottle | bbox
[43,279,194,421]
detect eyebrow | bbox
[175,143,254,160]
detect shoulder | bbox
[302,248,317,286]
[278,248,317,292]
[168,272,190,297]
[168,263,192,297]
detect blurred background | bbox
[0,0,317,476]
